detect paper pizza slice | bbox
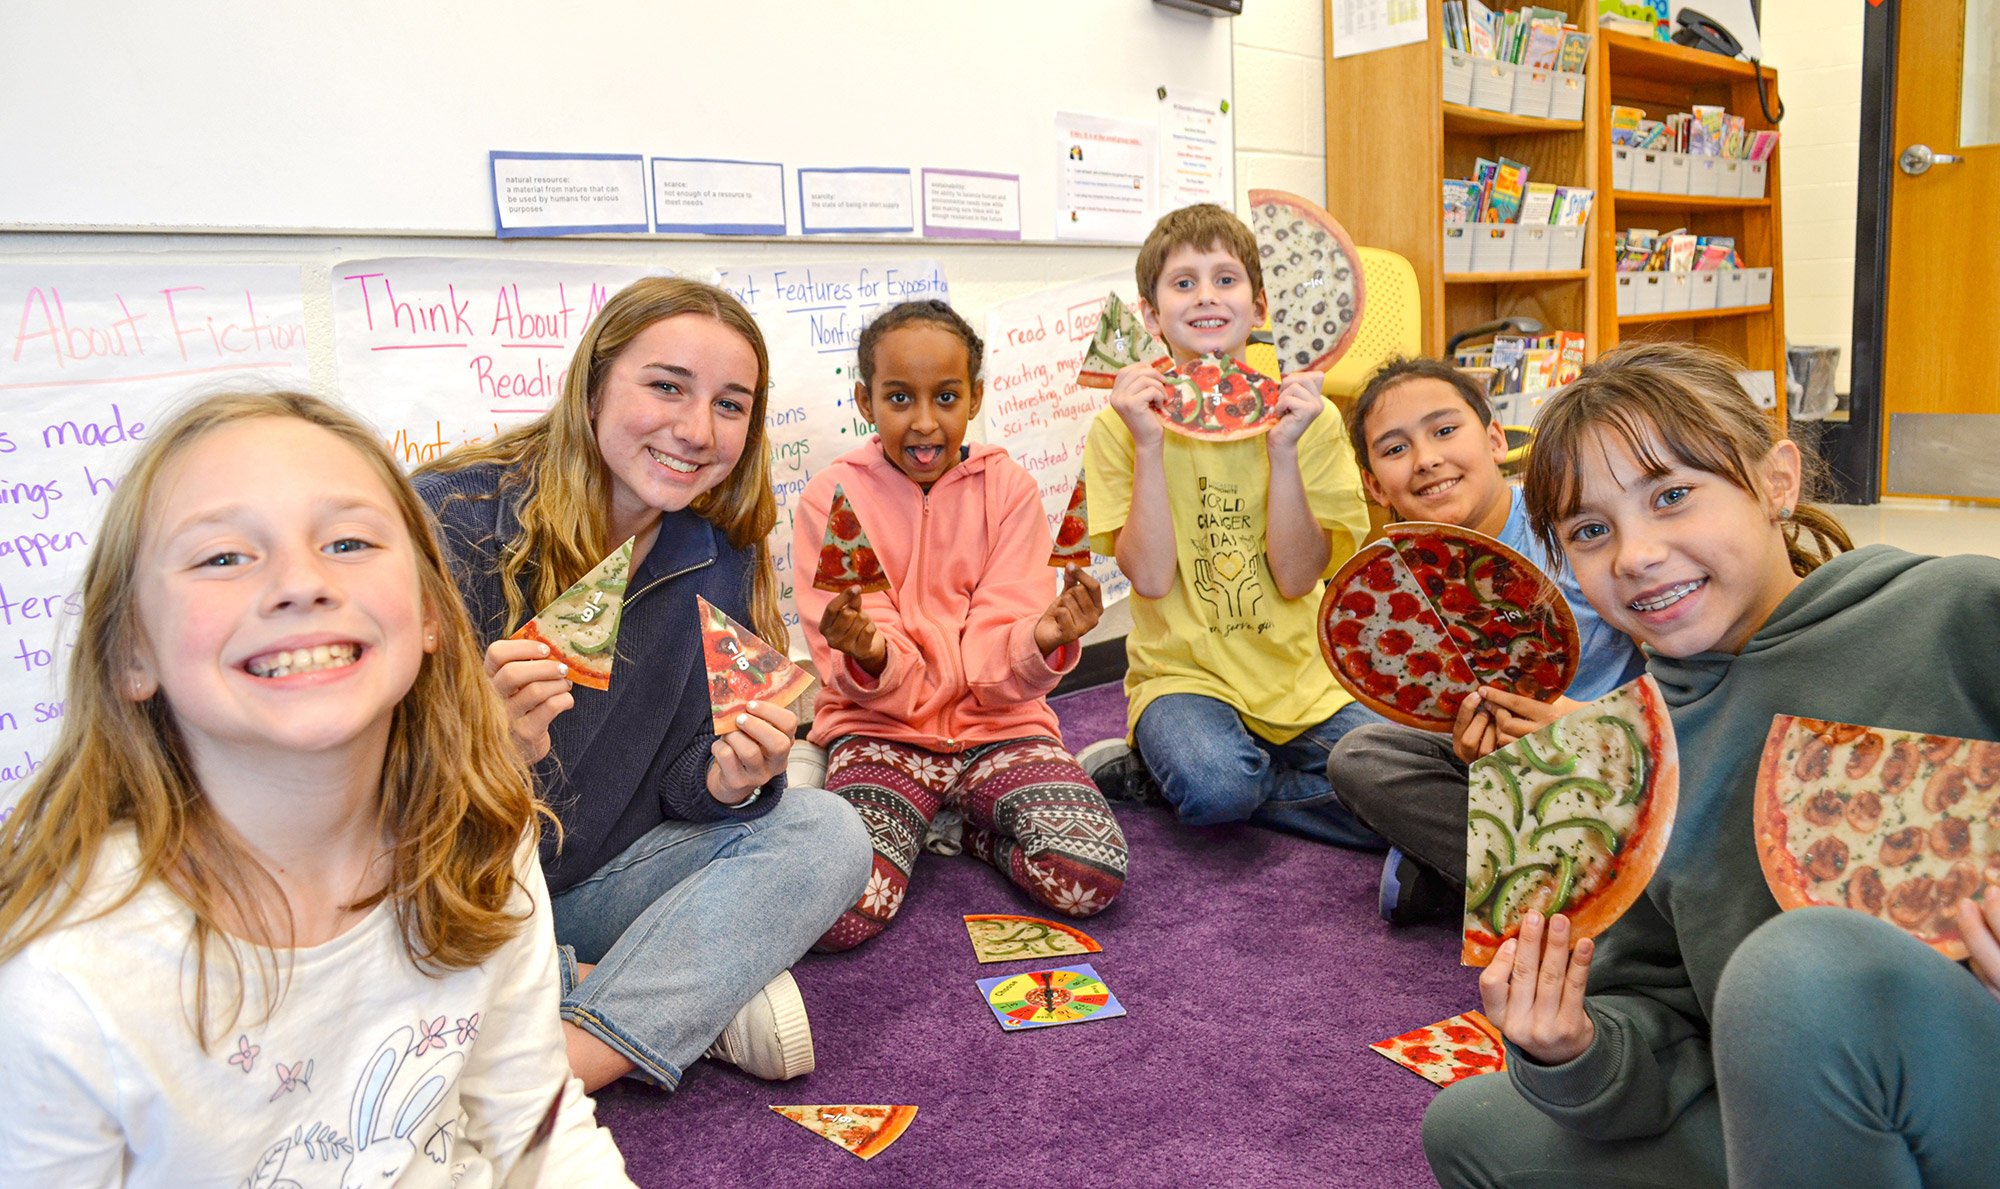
[962,913,1103,964]
[509,537,634,692]
[1075,292,1171,389]
[1755,717,2000,961]
[1387,522,1580,706]
[1158,353,1285,442]
[1249,188,1365,376]
[1318,540,1482,731]
[1048,468,1091,567]
[769,1105,918,1161]
[697,595,811,734]
[813,484,891,594]
[1370,1011,1507,1088]
[1462,675,1680,966]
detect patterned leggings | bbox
[813,735,1129,953]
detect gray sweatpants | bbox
[1424,908,2000,1187]
[1324,721,1470,886]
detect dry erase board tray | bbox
[0,221,1156,251]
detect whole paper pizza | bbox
[1049,469,1091,567]
[1317,522,1579,731]
[698,595,811,734]
[1755,716,2000,960]
[1461,675,1679,966]
[1075,292,1170,389]
[813,484,891,594]
[508,537,633,691]
[769,1105,917,1161]
[1249,188,1365,376]
[1158,353,1284,441]
[1370,1011,1507,1088]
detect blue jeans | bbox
[1133,692,1388,849]
[549,786,871,1088]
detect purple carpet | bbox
[594,684,1471,1187]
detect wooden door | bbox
[1880,0,2000,500]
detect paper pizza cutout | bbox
[813,484,890,594]
[1048,469,1091,567]
[1249,188,1365,376]
[1755,717,2000,961]
[976,963,1126,1030]
[1157,353,1285,442]
[1370,1011,1507,1088]
[962,914,1103,964]
[769,1105,917,1161]
[698,595,811,734]
[1317,522,1578,732]
[1461,675,1679,966]
[1075,292,1171,389]
[509,537,634,691]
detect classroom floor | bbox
[1830,498,2000,558]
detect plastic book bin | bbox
[1612,146,1635,190]
[1746,267,1773,306]
[1658,151,1692,195]
[1635,273,1668,315]
[1550,71,1586,121]
[1443,48,1474,106]
[1513,67,1553,118]
[1546,225,1585,270]
[1743,160,1768,198]
[1512,224,1553,271]
[1719,160,1745,197]
[1469,223,1517,272]
[1615,273,1638,316]
[1633,150,1664,192]
[1717,267,1749,307]
[1663,271,1695,313]
[1472,59,1516,112]
[1689,156,1723,197]
[1443,224,1473,273]
[1690,270,1721,310]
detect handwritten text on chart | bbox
[0,265,314,793]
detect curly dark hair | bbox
[855,299,985,387]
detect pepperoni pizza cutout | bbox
[1369,1011,1507,1088]
[509,536,633,692]
[1387,523,1579,706]
[769,1105,918,1161]
[813,484,890,594]
[1461,675,1679,966]
[1157,353,1285,442]
[1755,716,2000,961]
[1075,292,1170,389]
[698,595,811,734]
[1049,468,1091,567]
[1318,540,1480,731]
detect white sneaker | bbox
[787,739,829,789]
[703,969,815,1080]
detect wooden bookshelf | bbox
[1323,12,1787,429]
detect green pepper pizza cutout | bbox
[509,536,633,692]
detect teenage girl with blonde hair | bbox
[0,390,629,1184]
[417,276,871,1092]
[1423,342,2000,1186]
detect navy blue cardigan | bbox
[416,462,782,895]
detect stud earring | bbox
[1778,506,1793,521]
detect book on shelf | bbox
[1442,1,1591,70]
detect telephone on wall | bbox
[1671,9,1744,59]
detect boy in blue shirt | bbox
[1326,357,1645,921]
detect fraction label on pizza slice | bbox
[698,595,812,734]
[962,914,1103,964]
[1048,469,1091,568]
[769,1105,918,1161]
[1755,717,2000,961]
[1462,675,1679,966]
[1370,1011,1507,1088]
[509,536,634,691]
[975,962,1126,1031]
[813,484,891,594]
[1158,352,1284,442]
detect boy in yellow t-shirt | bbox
[1078,203,1383,848]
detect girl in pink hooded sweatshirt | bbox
[796,300,1129,951]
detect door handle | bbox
[1899,144,1964,175]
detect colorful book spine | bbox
[1443,179,1482,224]
[1485,158,1530,224]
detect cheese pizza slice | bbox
[1075,292,1170,389]
[1048,468,1091,567]
[812,484,891,594]
[508,537,634,691]
[1370,1011,1507,1088]
[1755,717,2000,960]
[770,1104,918,1161]
[698,596,811,734]
[1461,675,1679,966]
[1318,540,1481,731]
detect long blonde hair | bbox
[0,391,544,1046]
[1524,341,1851,576]
[418,276,787,648]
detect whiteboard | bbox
[0,1,1233,237]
